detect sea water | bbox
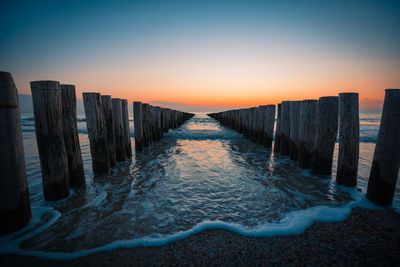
[0,105,398,260]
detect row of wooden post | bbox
[133,102,194,150]
[208,90,400,206]
[0,71,194,235]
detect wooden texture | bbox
[83,92,110,174]
[111,98,126,162]
[61,84,85,187]
[31,80,70,200]
[336,93,359,186]
[122,99,132,157]
[101,95,117,166]
[311,96,339,175]
[367,89,400,205]
[264,105,276,148]
[289,101,301,161]
[274,103,281,152]
[298,100,318,169]
[280,101,291,155]
[0,71,31,235]
[133,101,143,151]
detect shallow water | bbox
[0,112,399,259]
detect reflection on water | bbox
[4,113,399,253]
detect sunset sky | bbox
[1,0,399,110]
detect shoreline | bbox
[1,207,399,266]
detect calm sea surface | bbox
[0,107,398,259]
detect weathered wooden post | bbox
[336,93,359,186]
[31,81,70,199]
[367,89,400,205]
[142,104,150,147]
[83,93,110,174]
[263,105,276,148]
[154,106,163,140]
[111,98,126,161]
[274,103,281,152]
[289,101,301,161]
[101,95,117,166]
[280,101,291,155]
[61,84,85,187]
[311,96,339,175]
[298,100,318,169]
[133,101,143,151]
[122,99,132,157]
[0,72,31,235]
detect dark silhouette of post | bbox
[0,72,31,235]
[112,98,126,162]
[122,99,132,157]
[83,92,110,174]
[298,100,318,169]
[280,101,291,155]
[61,84,85,187]
[101,95,117,166]
[336,93,359,186]
[154,106,163,140]
[142,104,150,147]
[274,103,281,152]
[133,101,143,151]
[289,101,301,161]
[311,96,339,175]
[264,105,276,148]
[367,89,400,205]
[32,81,70,200]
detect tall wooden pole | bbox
[122,99,132,157]
[61,84,85,187]
[311,96,339,175]
[298,100,318,169]
[336,93,359,186]
[112,98,126,162]
[289,101,301,161]
[83,92,110,174]
[264,105,276,148]
[367,89,400,205]
[101,95,117,166]
[274,103,281,152]
[133,101,143,151]
[0,72,31,235]
[280,101,291,155]
[32,81,70,199]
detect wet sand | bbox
[1,207,399,266]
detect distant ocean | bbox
[0,95,398,260]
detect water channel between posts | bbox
[1,112,399,259]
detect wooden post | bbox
[101,95,117,166]
[31,81,70,200]
[122,99,132,157]
[367,89,400,205]
[311,96,339,175]
[61,84,85,187]
[263,105,276,148]
[154,106,163,140]
[83,93,110,173]
[289,101,301,161]
[280,101,291,155]
[142,104,150,147]
[112,98,126,162]
[336,93,359,186]
[298,100,318,169]
[0,72,31,235]
[133,101,143,151]
[274,103,281,152]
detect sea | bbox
[0,96,398,260]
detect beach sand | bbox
[1,207,399,266]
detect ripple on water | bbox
[1,113,398,258]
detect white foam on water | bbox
[0,190,380,260]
